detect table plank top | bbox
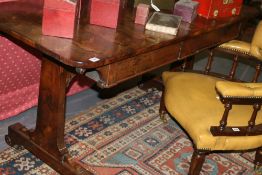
[0,1,258,68]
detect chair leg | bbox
[189,149,208,175]
[159,90,168,123]
[255,147,262,170]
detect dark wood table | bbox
[0,1,258,174]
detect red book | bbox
[42,0,77,38]
[90,0,120,29]
[135,3,150,25]
[193,0,243,19]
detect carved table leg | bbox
[6,57,92,175]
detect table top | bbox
[0,1,258,69]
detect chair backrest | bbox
[251,20,262,60]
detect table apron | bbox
[180,23,240,58]
[87,23,240,88]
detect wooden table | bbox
[0,1,258,174]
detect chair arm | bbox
[250,21,262,61]
[250,45,262,61]
[219,40,251,55]
[212,81,262,136]
[218,40,262,61]
[216,81,262,99]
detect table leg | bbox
[5,57,92,175]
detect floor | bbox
[0,75,144,151]
[0,86,102,151]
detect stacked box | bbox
[173,0,199,23]
[90,0,121,29]
[135,3,150,25]
[42,0,77,38]
[193,0,243,19]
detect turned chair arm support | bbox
[210,81,262,136]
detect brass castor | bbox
[160,111,168,123]
[5,135,14,147]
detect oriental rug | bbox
[0,87,261,175]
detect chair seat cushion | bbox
[163,71,262,151]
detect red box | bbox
[90,0,120,29]
[135,3,150,25]
[42,0,77,38]
[193,0,243,19]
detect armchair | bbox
[159,21,262,174]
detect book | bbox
[145,12,182,35]
[42,0,77,38]
[135,3,150,25]
[90,0,121,29]
[173,0,199,23]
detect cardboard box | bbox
[135,3,150,25]
[90,0,121,29]
[193,0,243,19]
[173,0,199,23]
[42,0,77,38]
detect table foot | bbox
[6,123,93,175]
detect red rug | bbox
[0,87,261,174]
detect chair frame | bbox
[159,47,262,175]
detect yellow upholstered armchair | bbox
[160,21,262,175]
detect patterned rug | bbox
[0,87,261,175]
